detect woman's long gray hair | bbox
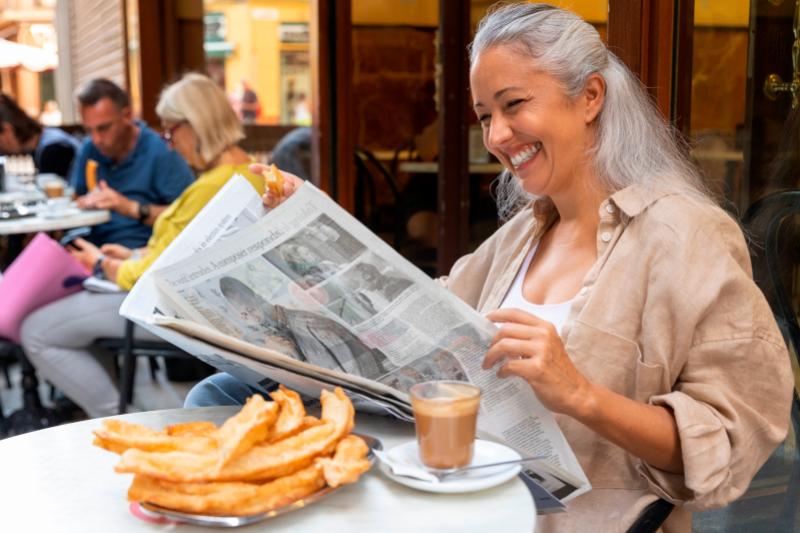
[470,3,712,220]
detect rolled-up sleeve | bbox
[638,336,793,512]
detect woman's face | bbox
[162,119,205,170]
[470,46,604,198]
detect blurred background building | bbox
[0,0,59,120]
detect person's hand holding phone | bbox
[65,237,102,271]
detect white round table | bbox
[0,209,110,235]
[0,407,536,533]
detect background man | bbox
[72,79,194,249]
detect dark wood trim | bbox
[607,0,646,77]
[310,0,354,212]
[645,0,676,121]
[437,0,471,276]
[310,0,329,193]
[670,0,695,136]
[607,0,693,128]
[134,0,165,126]
[125,0,204,128]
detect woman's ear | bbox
[584,73,606,124]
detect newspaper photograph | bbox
[148,179,590,501]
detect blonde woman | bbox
[188,5,793,532]
[20,73,269,418]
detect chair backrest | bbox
[739,190,800,527]
[742,190,800,355]
[353,146,405,250]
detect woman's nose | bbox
[486,117,513,150]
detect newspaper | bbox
[121,175,591,504]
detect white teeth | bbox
[511,143,541,168]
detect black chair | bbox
[625,499,675,533]
[353,146,405,251]
[95,320,198,415]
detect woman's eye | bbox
[507,99,524,109]
[478,114,491,123]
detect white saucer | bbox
[379,440,521,493]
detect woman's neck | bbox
[207,145,251,170]
[547,164,608,241]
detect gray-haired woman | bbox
[190,5,793,531]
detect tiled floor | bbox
[0,357,200,420]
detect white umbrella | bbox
[0,38,58,72]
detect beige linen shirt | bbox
[439,184,794,533]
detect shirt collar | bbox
[609,182,675,217]
[528,182,676,220]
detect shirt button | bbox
[579,286,589,296]
[601,232,612,242]
[606,204,615,213]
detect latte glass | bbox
[409,381,482,470]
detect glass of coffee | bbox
[409,381,482,471]
[44,179,64,199]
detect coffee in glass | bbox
[409,381,482,470]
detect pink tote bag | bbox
[0,232,91,343]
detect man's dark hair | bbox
[77,79,131,111]
[0,94,42,144]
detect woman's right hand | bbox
[100,243,133,260]
[249,164,304,209]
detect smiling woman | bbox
[448,4,793,533]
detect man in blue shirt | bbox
[72,79,194,249]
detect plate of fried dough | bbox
[92,386,380,526]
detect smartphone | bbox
[60,227,92,249]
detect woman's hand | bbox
[66,237,102,271]
[249,164,304,209]
[100,243,132,260]
[483,308,593,417]
[485,308,685,474]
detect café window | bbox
[202,1,311,126]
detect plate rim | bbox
[378,439,522,494]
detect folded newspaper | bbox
[120,175,591,510]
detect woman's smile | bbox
[509,141,542,170]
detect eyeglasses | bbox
[161,122,186,148]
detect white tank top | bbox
[497,243,574,336]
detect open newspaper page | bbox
[118,176,412,419]
[150,181,590,501]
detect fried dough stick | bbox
[265,385,306,444]
[214,395,279,466]
[128,463,326,516]
[129,433,370,515]
[318,435,371,488]
[94,396,278,459]
[93,420,218,455]
[262,164,285,198]
[163,421,217,437]
[116,388,355,483]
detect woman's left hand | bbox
[483,308,593,417]
[66,237,102,271]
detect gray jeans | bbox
[19,290,161,418]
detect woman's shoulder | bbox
[634,194,749,268]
